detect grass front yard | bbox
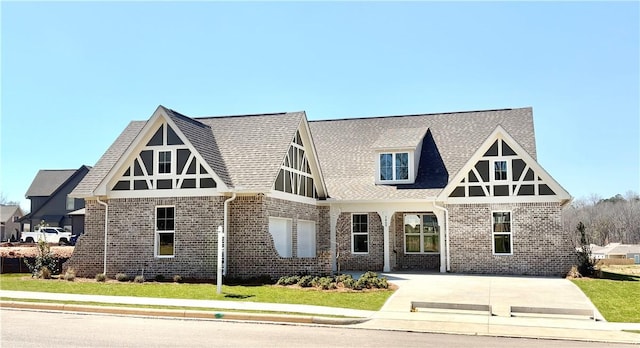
[572,269,640,323]
[0,274,394,311]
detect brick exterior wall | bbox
[226,195,331,279]
[66,196,224,279]
[447,202,575,276]
[67,195,331,280]
[391,212,440,271]
[335,212,384,271]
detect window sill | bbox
[492,253,513,256]
[155,255,175,259]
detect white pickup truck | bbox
[20,227,74,245]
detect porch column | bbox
[329,206,340,272]
[377,211,392,272]
[433,209,447,273]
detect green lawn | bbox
[572,272,640,323]
[0,274,393,311]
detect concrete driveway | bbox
[377,272,599,319]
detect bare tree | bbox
[564,191,640,246]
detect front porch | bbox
[328,201,447,274]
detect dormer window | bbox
[379,152,409,181]
[373,126,428,185]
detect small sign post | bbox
[216,225,224,294]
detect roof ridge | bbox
[309,107,529,123]
[193,111,298,120]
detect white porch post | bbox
[377,211,392,272]
[433,209,447,273]
[329,206,340,272]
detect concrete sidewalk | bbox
[2,273,640,344]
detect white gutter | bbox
[96,197,109,275]
[223,192,237,275]
[432,199,450,272]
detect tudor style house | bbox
[66,106,574,279]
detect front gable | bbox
[95,107,227,197]
[270,116,328,201]
[438,126,571,204]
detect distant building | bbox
[21,166,91,233]
[0,204,24,241]
[591,243,640,264]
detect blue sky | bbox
[1,1,638,210]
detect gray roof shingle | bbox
[71,121,146,197]
[309,107,536,200]
[26,169,78,197]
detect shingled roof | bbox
[72,106,536,201]
[309,107,536,200]
[26,169,82,197]
[72,108,305,197]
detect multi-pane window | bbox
[379,152,409,181]
[492,211,512,254]
[494,160,508,181]
[155,206,175,257]
[352,214,368,253]
[158,151,172,174]
[404,214,439,253]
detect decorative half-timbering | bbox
[273,130,317,198]
[446,131,562,199]
[111,122,217,191]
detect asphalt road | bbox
[1,309,635,348]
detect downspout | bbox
[223,192,237,275]
[96,197,109,275]
[432,199,450,272]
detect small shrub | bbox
[95,273,106,282]
[276,275,300,286]
[134,275,145,283]
[173,275,183,283]
[24,239,60,278]
[297,275,314,287]
[155,274,165,282]
[316,276,335,290]
[115,273,129,282]
[63,269,76,282]
[342,277,357,289]
[335,273,353,283]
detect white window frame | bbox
[403,213,440,254]
[296,219,316,258]
[268,217,293,258]
[157,149,174,175]
[155,205,175,258]
[66,195,75,210]
[378,152,411,183]
[492,159,509,182]
[492,211,513,255]
[351,213,369,254]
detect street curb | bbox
[0,301,370,325]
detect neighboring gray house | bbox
[0,205,24,241]
[66,106,574,279]
[22,166,90,233]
